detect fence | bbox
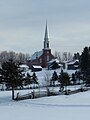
[14,87,90,101]
[15,89,60,101]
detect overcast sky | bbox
[0,0,90,55]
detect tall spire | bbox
[44,21,49,49]
[44,20,48,41]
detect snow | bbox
[22,68,76,87]
[0,90,90,120]
[0,69,90,120]
[33,65,42,69]
[67,59,79,65]
[19,64,29,72]
[34,68,76,86]
[19,64,29,69]
[48,58,59,63]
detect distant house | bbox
[67,59,79,70]
[62,59,79,70]
[19,64,29,72]
[27,21,55,68]
[48,59,62,70]
[31,65,42,72]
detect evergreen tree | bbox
[51,71,58,86]
[59,70,70,91]
[50,61,60,70]
[24,73,32,87]
[0,59,23,100]
[73,52,80,60]
[80,47,89,73]
[80,47,90,85]
[75,71,82,84]
[32,72,38,88]
[71,73,76,85]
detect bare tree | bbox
[16,53,26,64]
[8,51,16,61]
[0,51,9,63]
[44,71,51,95]
[67,52,73,61]
[0,51,31,65]
[54,51,61,62]
[25,53,31,64]
[62,52,68,61]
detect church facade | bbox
[28,22,55,68]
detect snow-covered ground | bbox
[26,68,76,86]
[0,90,90,120]
[0,69,90,120]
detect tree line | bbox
[0,51,31,64]
[54,51,80,62]
[0,50,80,66]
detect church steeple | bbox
[44,21,49,49]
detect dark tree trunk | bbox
[12,87,14,100]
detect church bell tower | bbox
[44,21,49,49]
[42,21,53,67]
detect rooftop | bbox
[30,51,43,60]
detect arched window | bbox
[47,43,49,48]
[47,55,49,61]
[40,58,42,63]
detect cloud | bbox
[0,0,90,54]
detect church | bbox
[28,22,55,68]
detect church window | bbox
[47,55,49,62]
[47,43,49,48]
[47,51,49,54]
[40,58,42,63]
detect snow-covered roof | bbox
[67,59,79,65]
[20,64,29,69]
[58,64,63,67]
[48,59,59,64]
[32,65,42,69]
[30,51,43,60]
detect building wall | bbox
[41,49,55,67]
[28,49,55,68]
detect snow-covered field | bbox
[0,69,90,120]
[0,90,90,120]
[26,68,76,86]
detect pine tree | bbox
[80,47,89,73]
[51,71,58,86]
[50,61,60,70]
[32,72,38,88]
[24,73,32,88]
[59,70,70,91]
[71,73,76,84]
[80,47,90,85]
[0,59,23,100]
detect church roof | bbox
[30,51,43,60]
[44,21,49,41]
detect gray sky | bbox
[0,0,90,55]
